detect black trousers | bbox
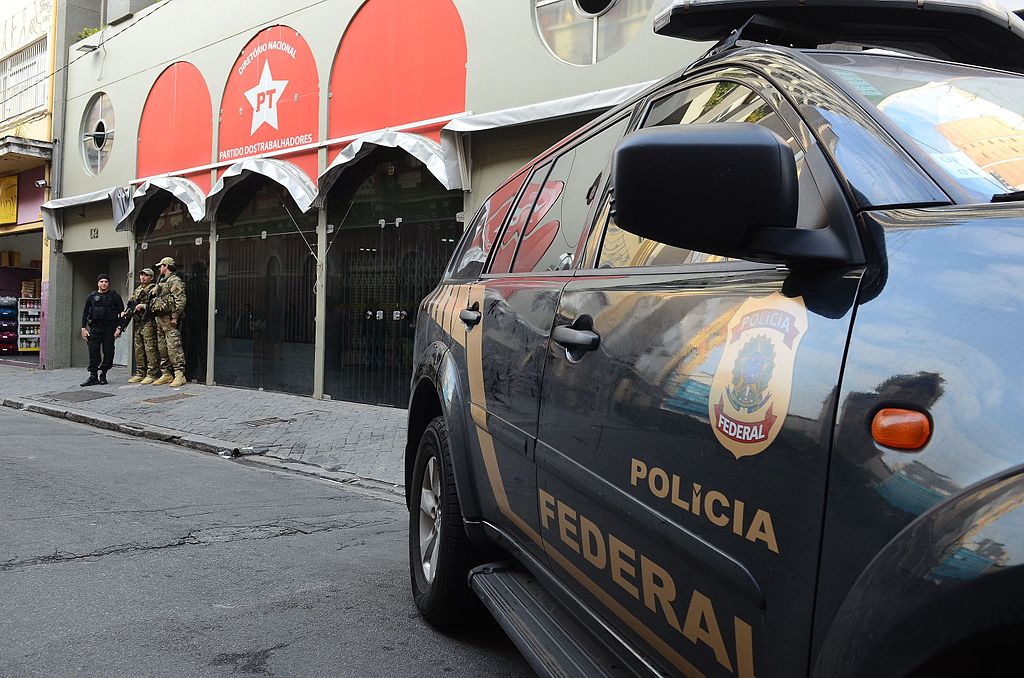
[87,322,117,374]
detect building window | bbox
[81,92,115,176]
[0,39,47,123]
[535,0,654,65]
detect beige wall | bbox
[465,113,600,218]
[61,204,131,253]
[61,0,706,199]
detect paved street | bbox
[0,408,530,678]
[0,365,407,490]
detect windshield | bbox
[812,52,1024,203]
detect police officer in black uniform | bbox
[80,273,125,387]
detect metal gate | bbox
[134,200,209,383]
[325,155,462,407]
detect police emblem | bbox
[727,335,775,412]
[709,293,808,459]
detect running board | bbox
[468,562,642,678]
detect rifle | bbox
[122,283,158,325]
[137,283,159,323]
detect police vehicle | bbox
[405,1,1024,675]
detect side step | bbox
[468,562,647,678]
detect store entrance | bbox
[133,194,210,383]
[70,248,131,369]
[324,150,462,407]
[0,229,44,365]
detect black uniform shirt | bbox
[81,290,125,327]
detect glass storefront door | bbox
[133,196,210,383]
[325,152,462,407]
[213,176,317,395]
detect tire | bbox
[409,415,481,627]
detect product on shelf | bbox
[20,280,40,298]
[16,298,42,353]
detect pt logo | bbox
[708,294,807,458]
[244,61,288,135]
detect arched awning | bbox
[41,186,131,241]
[116,176,207,232]
[317,130,463,204]
[207,157,318,217]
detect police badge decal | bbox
[709,294,808,459]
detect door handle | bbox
[459,308,481,326]
[552,325,600,352]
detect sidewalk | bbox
[0,365,408,492]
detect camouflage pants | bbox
[132,319,160,378]
[155,315,186,374]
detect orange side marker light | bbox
[871,408,931,450]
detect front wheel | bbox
[409,416,480,627]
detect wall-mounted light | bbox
[34,179,48,189]
[76,44,98,53]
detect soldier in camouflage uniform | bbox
[137,256,187,387]
[121,268,160,384]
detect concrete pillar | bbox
[312,144,328,399]
[206,219,216,386]
[43,243,74,369]
[313,206,327,399]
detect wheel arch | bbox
[813,467,1024,678]
[406,344,482,522]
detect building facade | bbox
[44,0,706,406]
[0,0,56,366]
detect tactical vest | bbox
[88,291,119,323]
[153,274,186,317]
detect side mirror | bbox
[611,123,849,265]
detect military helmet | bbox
[141,267,155,277]
[158,256,176,267]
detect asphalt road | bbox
[0,408,531,678]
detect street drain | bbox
[241,417,293,427]
[44,390,115,403]
[143,393,196,404]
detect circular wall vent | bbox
[81,92,114,176]
[535,0,655,65]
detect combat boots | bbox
[80,372,99,387]
[169,371,187,388]
[140,375,156,384]
[99,371,108,385]
[152,373,174,385]
[128,374,144,384]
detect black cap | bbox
[97,273,109,282]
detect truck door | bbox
[463,113,634,567]
[459,161,570,564]
[535,79,862,677]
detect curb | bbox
[2,397,404,499]
[4,396,240,457]
[238,456,405,501]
